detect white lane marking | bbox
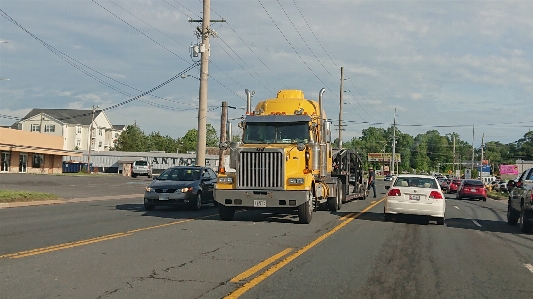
[472,220,482,227]
[454,206,460,209]
[525,264,533,274]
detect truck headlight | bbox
[145,186,154,192]
[218,177,234,184]
[288,178,305,185]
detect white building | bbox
[13,109,125,151]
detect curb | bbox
[0,194,144,209]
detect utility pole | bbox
[480,133,484,180]
[39,112,44,133]
[87,105,96,173]
[471,124,475,173]
[391,108,396,175]
[338,66,344,149]
[452,135,456,176]
[218,101,228,173]
[189,0,225,166]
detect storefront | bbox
[0,127,81,174]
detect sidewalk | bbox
[0,193,144,209]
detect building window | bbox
[44,124,55,132]
[32,154,44,168]
[99,141,102,148]
[76,139,81,148]
[31,124,40,132]
[77,126,81,134]
[99,129,103,136]
[1,151,10,172]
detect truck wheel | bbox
[219,205,235,221]
[436,217,445,225]
[519,205,533,233]
[507,204,518,225]
[298,192,313,224]
[328,196,339,212]
[337,184,343,210]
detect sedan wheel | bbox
[507,204,518,225]
[191,192,202,211]
[519,206,533,233]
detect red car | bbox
[456,179,487,201]
[447,179,462,193]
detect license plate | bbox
[159,194,169,201]
[254,200,267,207]
[409,195,420,201]
[470,188,476,192]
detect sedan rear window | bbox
[463,180,484,186]
[394,177,438,188]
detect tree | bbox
[206,124,219,147]
[112,124,146,152]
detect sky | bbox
[1,0,532,148]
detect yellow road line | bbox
[230,248,293,283]
[0,217,204,259]
[224,198,385,299]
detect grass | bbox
[487,190,508,201]
[0,190,60,203]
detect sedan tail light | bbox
[429,191,444,199]
[388,189,401,196]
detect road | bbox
[1,178,533,299]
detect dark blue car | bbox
[143,166,217,210]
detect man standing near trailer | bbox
[368,167,376,198]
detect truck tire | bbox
[507,204,519,225]
[219,205,235,221]
[328,196,339,212]
[298,192,313,224]
[337,183,343,210]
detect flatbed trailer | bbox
[332,148,367,202]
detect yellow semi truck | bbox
[215,89,365,224]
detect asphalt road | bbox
[1,178,532,299]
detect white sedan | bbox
[384,174,446,225]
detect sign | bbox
[367,153,401,163]
[464,169,471,179]
[500,164,519,175]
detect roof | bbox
[113,125,126,130]
[18,109,103,125]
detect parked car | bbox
[384,175,393,181]
[507,168,533,233]
[456,179,487,201]
[132,160,152,178]
[143,166,217,210]
[447,179,462,193]
[384,174,445,225]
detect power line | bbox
[257,0,334,94]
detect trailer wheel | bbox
[298,191,313,224]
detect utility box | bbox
[122,163,132,177]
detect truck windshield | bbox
[243,122,309,144]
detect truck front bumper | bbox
[215,189,309,208]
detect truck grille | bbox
[238,151,284,189]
